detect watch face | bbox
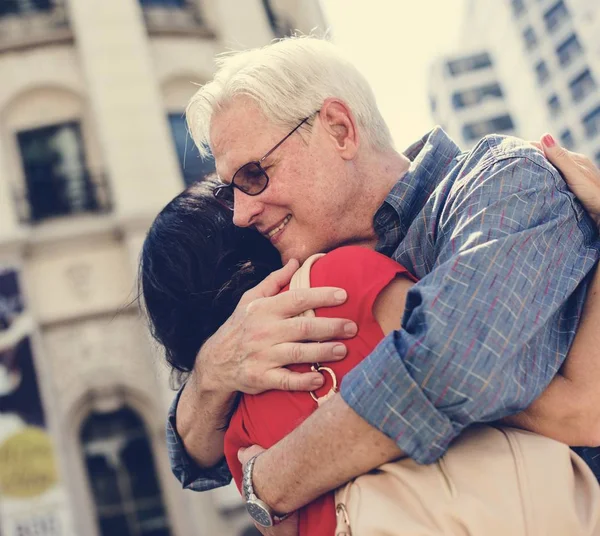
[246,499,273,528]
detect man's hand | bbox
[175,259,357,469]
[197,258,358,396]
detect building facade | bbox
[429,0,600,164]
[0,1,326,535]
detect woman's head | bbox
[140,178,281,377]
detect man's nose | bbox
[232,189,263,228]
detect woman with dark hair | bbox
[141,167,600,536]
[140,177,282,381]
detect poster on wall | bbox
[0,267,75,536]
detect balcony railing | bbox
[0,0,71,52]
[13,168,113,224]
[140,0,214,38]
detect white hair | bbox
[186,36,394,158]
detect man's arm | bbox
[503,264,600,445]
[167,260,357,488]
[243,141,599,511]
[503,136,600,445]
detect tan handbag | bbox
[289,255,600,536]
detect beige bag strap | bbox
[289,253,325,318]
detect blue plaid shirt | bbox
[166,128,600,491]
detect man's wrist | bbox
[252,449,288,515]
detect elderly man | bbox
[167,37,600,529]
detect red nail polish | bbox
[542,134,555,148]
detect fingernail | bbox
[542,134,555,148]
[333,344,347,357]
[237,449,244,462]
[334,290,347,302]
[344,322,357,336]
[311,376,324,388]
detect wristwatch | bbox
[242,454,290,527]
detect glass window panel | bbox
[547,94,561,117]
[544,1,569,33]
[569,69,597,103]
[535,61,550,85]
[583,106,600,139]
[447,53,492,76]
[81,407,171,536]
[140,0,185,7]
[523,27,537,50]
[168,113,215,185]
[556,34,583,67]
[16,121,98,221]
[559,128,575,149]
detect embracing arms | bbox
[504,139,600,445]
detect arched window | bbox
[80,407,171,536]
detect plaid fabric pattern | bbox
[167,128,600,490]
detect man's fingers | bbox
[274,341,347,365]
[278,316,357,342]
[241,259,300,304]
[264,368,325,392]
[255,286,349,317]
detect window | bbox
[559,128,575,149]
[535,60,550,85]
[262,0,291,37]
[139,0,185,7]
[511,0,525,17]
[569,69,597,103]
[0,0,52,17]
[583,106,600,139]
[81,407,171,536]
[556,34,583,68]
[547,94,561,117]
[452,83,504,109]
[16,122,109,222]
[523,27,537,51]
[168,113,215,186]
[447,53,493,77]
[544,1,569,34]
[462,114,515,141]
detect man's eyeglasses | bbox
[213,114,314,210]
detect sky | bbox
[320,0,467,149]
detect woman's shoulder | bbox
[309,246,414,289]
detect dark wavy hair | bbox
[140,178,282,383]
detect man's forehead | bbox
[210,100,282,178]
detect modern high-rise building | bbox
[0,2,326,536]
[429,0,600,166]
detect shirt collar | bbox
[374,127,462,253]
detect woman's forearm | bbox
[505,265,600,446]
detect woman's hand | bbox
[539,134,600,227]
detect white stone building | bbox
[0,1,326,535]
[428,0,600,164]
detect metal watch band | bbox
[242,453,291,526]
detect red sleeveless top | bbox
[224,246,416,536]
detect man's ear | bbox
[319,98,359,160]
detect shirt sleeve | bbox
[166,385,232,491]
[341,141,599,464]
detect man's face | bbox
[210,99,361,263]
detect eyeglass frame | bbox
[213,113,316,210]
